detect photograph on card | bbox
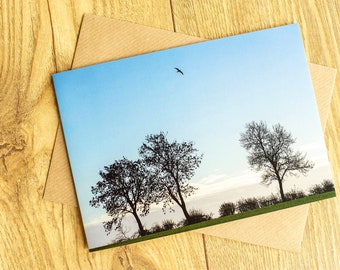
[52,24,336,251]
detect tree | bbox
[309,179,335,195]
[180,209,213,226]
[308,184,324,195]
[240,121,314,201]
[219,202,236,217]
[139,132,203,224]
[257,194,280,207]
[321,179,335,192]
[162,219,176,230]
[149,219,177,233]
[89,158,152,237]
[236,197,260,212]
[284,188,306,201]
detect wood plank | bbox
[171,0,340,269]
[0,0,339,268]
[0,0,62,269]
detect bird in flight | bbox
[174,67,184,75]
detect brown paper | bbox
[44,14,337,251]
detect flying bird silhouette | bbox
[174,67,184,75]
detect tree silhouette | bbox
[309,179,335,195]
[236,197,260,212]
[219,202,236,217]
[240,121,314,201]
[139,132,203,224]
[89,158,152,236]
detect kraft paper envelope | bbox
[44,14,337,251]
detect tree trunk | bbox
[132,211,147,236]
[177,190,193,224]
[174,178,193,224]
[278,179,286,201]
[180,199,191,223]
[168,188,192,223]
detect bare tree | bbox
[90,158,153,236]
[139,132,203,224]
[240,121,314,201]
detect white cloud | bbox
[194,170,262,198]
[297,140,331,169]
[297,140,326,152]
[85,214,111,227]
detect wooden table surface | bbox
[1,0,339,269]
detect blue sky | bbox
[53,24,334,248]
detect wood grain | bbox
[0,0,62,269]
[0,0,339,269]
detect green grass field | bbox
[89,191,336,252]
